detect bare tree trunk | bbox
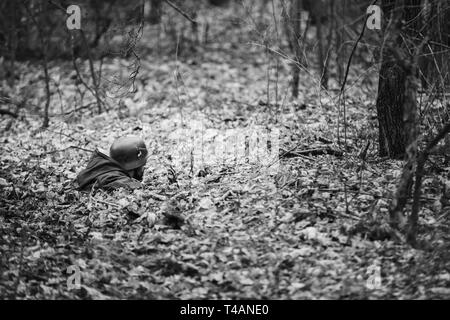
[7,1,18,86]
[388,57,420,230]
[292,0,302,98]
[376,0,407,158]
[321,1,334,89]
[149,0,162,24]
[80,30,103,113]
[376,60,407,158]
[336,0,346,84]
[376,0,421,159]
[42,46,51,128]
[381,0,423,231]
[41,2,51,128]
[311,0,328,89]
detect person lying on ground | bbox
[76,135,149,191]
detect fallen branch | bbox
[0,109,18,118]
[146,191,167,201]
[43,145,94,155]
[95,199,121,208]
[317,136,333,144]
[49,102,96,116]
[317,188,437,201]
[282,147,344,158]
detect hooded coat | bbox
[76,149,143,191]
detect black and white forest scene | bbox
[0,0,449,304]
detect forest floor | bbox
[1,14,450,299]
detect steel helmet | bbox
[110,135,149,171]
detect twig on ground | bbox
[0,109,18,118]
[44,146,94,155]
[50,102,96,116]
[282,147,344,158]
[145,191,167,201]
[95,199,121,208]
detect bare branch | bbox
[163,0,198,25]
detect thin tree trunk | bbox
[376,59,407,158]
[408,121,450,244]
[376,0,421,159]
[80,30,102,113]
[388,58,420,230]
[42,47,51,128]
[322,1,334,89]
[291,0,302,98]
[7,1,18,86]
[149,0,162,25]
[376,1,406,158]
[383,0,423,229]
[313,2,327,90]
[336,0,346,84]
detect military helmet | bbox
[110,135,149,171]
